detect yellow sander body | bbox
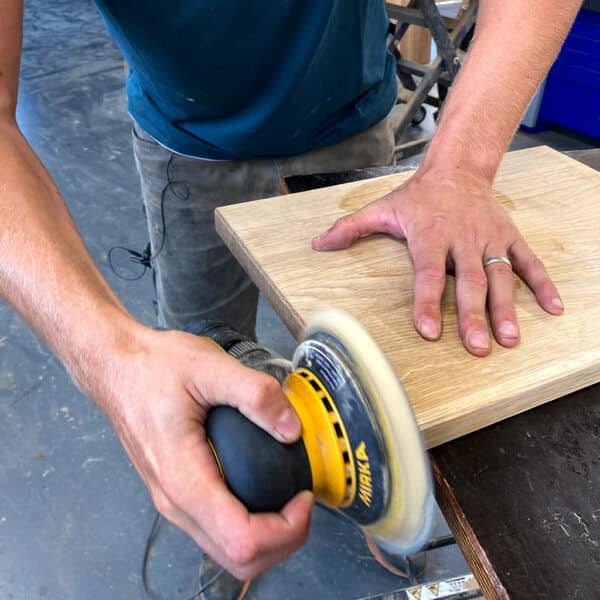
[204,308,433,556]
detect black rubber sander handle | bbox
[206,406,313,512]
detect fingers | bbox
[484,238,564,348]
[231,491,314,577]
[235,369,301,443]
[213,491,313,579]
[484,252,520,348]
[158,436,314,579]
[310,173,564,361]
[312,200,403,251]
[509,238,564,315]
[453,245,491,357]
[192,340,301,443]
[409,235,449,340]
[193,489,313,579]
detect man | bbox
[0,1,579,598]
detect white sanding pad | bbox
[305,308,433,555]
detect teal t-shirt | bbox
[94,1,397,160]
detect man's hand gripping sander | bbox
[196,309,433,556]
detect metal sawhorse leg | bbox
[385,0,479,160]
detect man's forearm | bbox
[0,119,139,397]
[422,0,582,181]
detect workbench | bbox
[428,151,600,600]
[217,148,600,599]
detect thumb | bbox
[312,203,390,251]
[280,490,315,528]
[201,349,302,444]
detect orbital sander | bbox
[195,308,433,557]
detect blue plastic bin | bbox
[535,9,600,139]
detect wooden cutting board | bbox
[216,146,600,448]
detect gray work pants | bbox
[132,114,396,338]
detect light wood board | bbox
[216,147,600,448]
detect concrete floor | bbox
[0,1,595,599]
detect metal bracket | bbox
[386,0,479,161]
[353,574,481,600]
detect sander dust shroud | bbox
[197,308,434,557]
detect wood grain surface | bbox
[216,146,600,448]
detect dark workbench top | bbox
[432,384,600,599]
[285,147,600,600]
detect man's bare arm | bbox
[0,1,134,390]
[422,0,581,180]
[0,0,311,577]
[315,0,580,355]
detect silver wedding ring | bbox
[484,255,512,269]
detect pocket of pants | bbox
[132,121,156,142]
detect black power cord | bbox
[141,511,224,600]
[109,154,189,282]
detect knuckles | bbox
[152,488,176,522]
[223,535,260,575]
[490,264,514,281]
[151,470,191,524]
[415,265,446,285]
[527,254,544,273]
[245,374,283,414]
[334,213,362,241]
[458,270,488,290]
